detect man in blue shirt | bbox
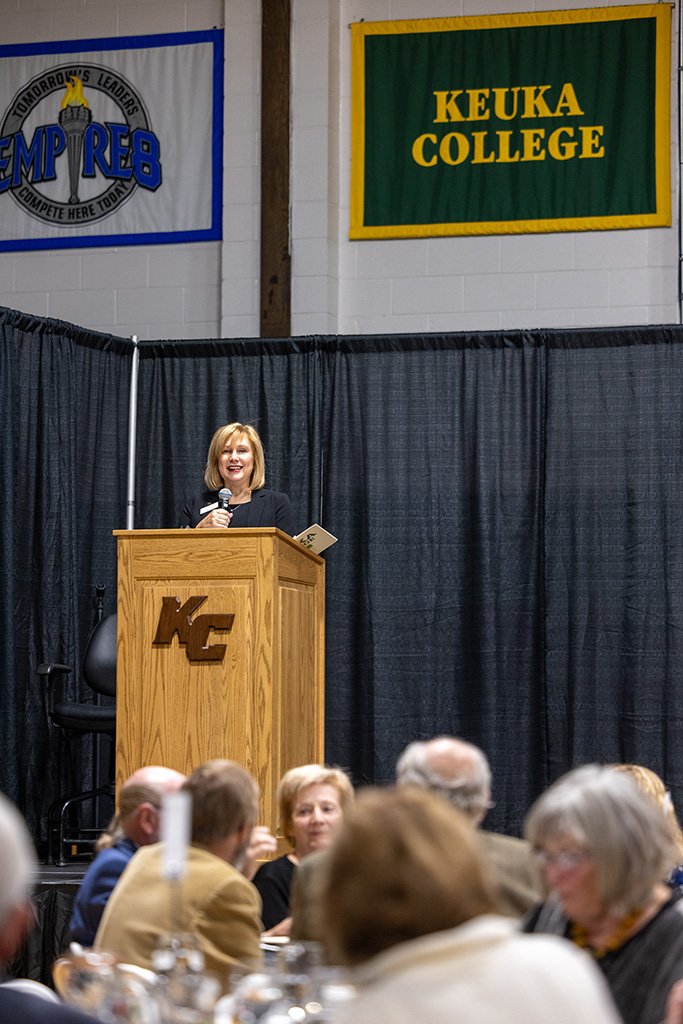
[69,765,186,947]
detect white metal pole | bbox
[126,335,140,529]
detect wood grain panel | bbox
[278,584,325,774]
[115,530,324,837]
[277,542,321,586]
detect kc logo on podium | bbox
[153,596,234,662]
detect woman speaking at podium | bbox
[179,422,296,535]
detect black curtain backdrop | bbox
[0,307,132,847]
[134,339,323,532]
[543,329,683,791]
[319,335,548,832]
[3,309,683,842]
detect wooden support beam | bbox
[260,0,291,338]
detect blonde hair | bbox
[321,786,497,966]
[278,764,354,846]
[612,763,683,860]
[204,423,265,492]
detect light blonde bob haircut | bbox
[278,764,354,847]
[525,764,677,917]
[612,763,683,860]
[184,760,259,846]
[204,422,266,492]
[321,786,497,966]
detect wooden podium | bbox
[113,528,325,833]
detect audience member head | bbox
[0,792,37,963]
[183,760,259,867]
[525,764,677,918]
[612,762,683,860]
[395,736,492,825]
[321,786,497,966]
[97,765,186,851]
[204,422,265,491]
[277,764,354,858]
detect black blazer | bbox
[179,488,296,536]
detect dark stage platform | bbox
[39,862,89,885]
[10,860,90,986]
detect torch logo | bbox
[59,76,91,205]
[0,62,162,226]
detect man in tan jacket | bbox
[95,760,263,985]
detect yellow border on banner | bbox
[349,5,672,239]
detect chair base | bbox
[46,782,115,867]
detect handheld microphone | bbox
[218,488,232,510]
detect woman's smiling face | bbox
[218,434,254,490]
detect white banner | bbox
[0,30,223,251]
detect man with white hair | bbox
[0,792,97,1021]
[396,736,540,917]
[69,764,186,946]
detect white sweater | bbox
[337,915,622,1024]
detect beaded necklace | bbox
[569,907,643,959]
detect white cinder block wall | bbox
[0,0,679,339]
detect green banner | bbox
[350,6,671,238]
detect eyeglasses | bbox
[533,848,589,872]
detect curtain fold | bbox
[320,335,547,832]
[0,307,131,845]
[544,328,683,799]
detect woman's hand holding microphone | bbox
[196,487,233,528]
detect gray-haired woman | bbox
[523,764,683,1024]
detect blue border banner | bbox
[0,30,224,251]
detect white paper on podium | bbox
[294,524,338,554]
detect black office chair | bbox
[38,613,117,865]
